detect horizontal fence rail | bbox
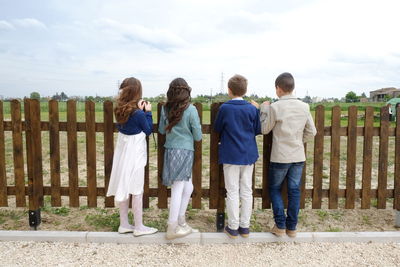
[0,99,399,222]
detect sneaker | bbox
[271,225,285,237]
[133,227,158,237]
[238,227,250,238]
[224,226,239,239]
[180,222,200,233]
[286,229,297,238]
[118,226,133,234]
[165,225,191,240]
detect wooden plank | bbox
[85,101,97,207]
[361,106,374,209]
[0,101,7,206]
[300,143,307,209]
[209,103,220,209]
[67,100,79,207]
[103,101,115,207]
[345,106,357,209]
[11,100,25,207]
[144,135,150,208]
[157,103,167,208]
[24,99,34,208]
[262,133,272,209]
[49,100,61,206]
[377,106,389,209]
[395,106,400,210]
[312,105,324,209]
[192,103,203,209]
[26,99,44,210]
[329,106,341,209]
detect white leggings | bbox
[168,179,193,224]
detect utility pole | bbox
[220,72,224,94]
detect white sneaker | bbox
[165,225,192,240]
[133,227,158,237]
[180,222,199,233]
[118,226,133,234]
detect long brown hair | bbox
[114,77,142,124]
[164,78,191,132]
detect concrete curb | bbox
[0,231,399,244]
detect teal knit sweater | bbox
[158,104,202,151]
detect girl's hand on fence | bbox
[144,102,152,112]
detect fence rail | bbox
[0,99,399,228]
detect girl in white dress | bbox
[106,77,157,236]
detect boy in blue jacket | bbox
[214,74,261,238]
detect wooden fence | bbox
[0,99,399,228]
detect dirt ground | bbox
[1,196,399,232]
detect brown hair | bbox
[164,78,191,132]
[228,74,247,96]
[114,77,143,124]
[275,72,295,92]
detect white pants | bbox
[223,164,254,229]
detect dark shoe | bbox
[271,224,285,237]
[286,229,297,238]
[224,226,239,239]
[238,227,250,238]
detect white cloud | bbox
[13,18,47,29]
[0,20,15,30]
[95,18,186,50]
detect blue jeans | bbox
[268,162,304,230]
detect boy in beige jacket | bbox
[252,72,316,237]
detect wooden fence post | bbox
[85,101,97,207]
[49,100,61,206]
[312,105,324,209]
[11,100,25,207]
[377,106,389,209]
[361,106,374,209]
[25,99,43,229]
[67,100,79,207]
[329,106,341,209]
[395,104,400,212]
[0,101,7,207]
[345,106,357,209]
[192,103,203,209]
[262,133,273,209]
[157,103,168,208]
[103,101,115,207]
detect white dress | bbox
[106,132,147,202]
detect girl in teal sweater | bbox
[159,78,202,240]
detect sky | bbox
[0,0,399,99]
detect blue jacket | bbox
[158,104,202,151]
[117,110,153,136]
[214,100,261,165]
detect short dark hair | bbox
[228,74,247,96]
[275,72,295,92]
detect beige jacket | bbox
[260,94,317,163]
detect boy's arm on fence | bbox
[158,107,166,134]
[260,104,275,134]
[190,108,202,141]
[303,111,317,143]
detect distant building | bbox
[359,97,369,103]
[312,96,322,103]
[370,87,400,102]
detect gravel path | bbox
[0,241,399,266]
